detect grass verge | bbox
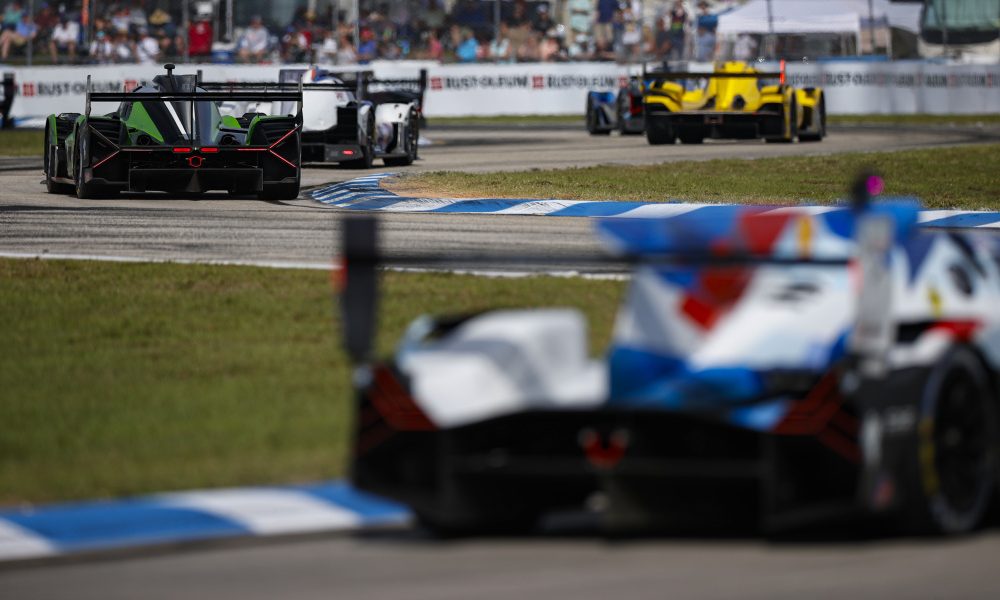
[0,259,624,504]
[387,144,1000,210]
[0,129,43,157]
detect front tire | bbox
[901,346,997,535]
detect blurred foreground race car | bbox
[340,179,999,536]
[278,67,426,168]
[43,64,303,199]
[585,69,648,136]
[643,61,826,145]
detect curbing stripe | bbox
[0,481,408,562]
[309,174,1000,228]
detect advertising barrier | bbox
[4,60,999,121]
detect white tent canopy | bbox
[717,0,922,36]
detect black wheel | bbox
[43,124,73,195]
[765,96,798,143]
[645,115,675,145]
[586,96,610,136]
[799,95,826,142]
[678,132,705,144]
[901,346,997,535]
[615,92,628,135]
[74,137,97,199]
[344,112,376,169]
[384,109,418,167]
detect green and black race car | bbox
[43,64,304,200]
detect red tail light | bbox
[200,147,219,154]
[172,147,192,154]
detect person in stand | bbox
[488,21,513,63]
[594,0,617,53]
[335,32,356,64]
[315,28,337,64]
[49,13,80,64]
[237,16,269,64]
[112,30,135,63]
[531,4,555,36]
[649,14,672,62]
[136,27,161,65]
[733,32,756,61]
[455,28,479,63]
[667,0,687,60]
[0,11,35,60]
[187,12,213,59]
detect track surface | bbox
[2,528,999,599]
[3,126,998,269]
[3,125,1000,597]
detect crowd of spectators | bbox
[1,1,734,66]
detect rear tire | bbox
[74,143,97,200]
[799,95,826,142]
[586,96,611,136]
[44,127,72,194]
[384,109,418,167]
[765,96,798,143]
[645,115,676,145]
[900,346,997,535]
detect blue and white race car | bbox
[341,182,1000,536]
[585,72,647,136]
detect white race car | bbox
[280,67,424,168]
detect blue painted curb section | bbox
[0,481,409,562]
[310,174,1000,228]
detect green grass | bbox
[0,259,624,504]
[389,144,1000,210]
[0,129,43,157]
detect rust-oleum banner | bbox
[4,60,999,121]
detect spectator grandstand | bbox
[2,1,933,67]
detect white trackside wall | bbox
[4,60,998,120]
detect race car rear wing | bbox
[644,60,787,85]
[84,75,305,117]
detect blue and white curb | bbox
[0,481,409,562]
[310,174,1000,228]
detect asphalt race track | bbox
[2,124,1000,598]
[3,125,999,270]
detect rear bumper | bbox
[302,143,364,163]
[126,168,265,193]
[645,109,784,139]
[352,404,864,531]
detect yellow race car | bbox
[642,61,826,145]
